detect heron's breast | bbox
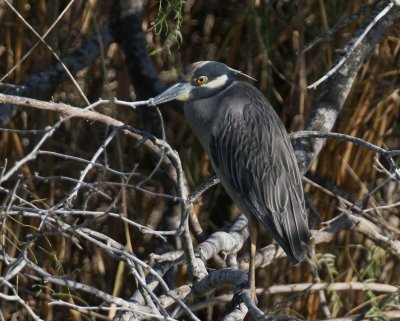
[184,100,219,147]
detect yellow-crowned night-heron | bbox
[153,61,309,293]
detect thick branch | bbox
[264,282,399,295]
[294,1,400,174]
[129,214,248,307]
[196,214,249,261]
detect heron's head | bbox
[153,61,255,104]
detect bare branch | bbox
[3,0,89,104]
[0,22,113,126]
[263,282,399,295]
[0,279,42,321]
[64,129,118,205]
[294,1,400,174]
[0,123,57,183]
[307,1,396,89]
[0,93,177,181]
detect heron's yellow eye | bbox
[196,76,208,86]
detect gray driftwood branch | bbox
[294,0,400,175]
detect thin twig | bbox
[0,124,57,183]
[307,1,394,89]
[0,0,77,82]
[3,0,90,104]
[64,129,118,205]
[290,130,400,157]
[0,278,43,321]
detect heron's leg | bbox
[248,215,257,302]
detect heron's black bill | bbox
[153,82,193,105]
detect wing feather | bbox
[209,82,309,263]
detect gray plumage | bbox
[154,61,309,264]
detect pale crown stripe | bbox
[204,74,228,89]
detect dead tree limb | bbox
[294,0,400,175]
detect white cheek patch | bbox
[204,74,228,89]
[176,92,192,101]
